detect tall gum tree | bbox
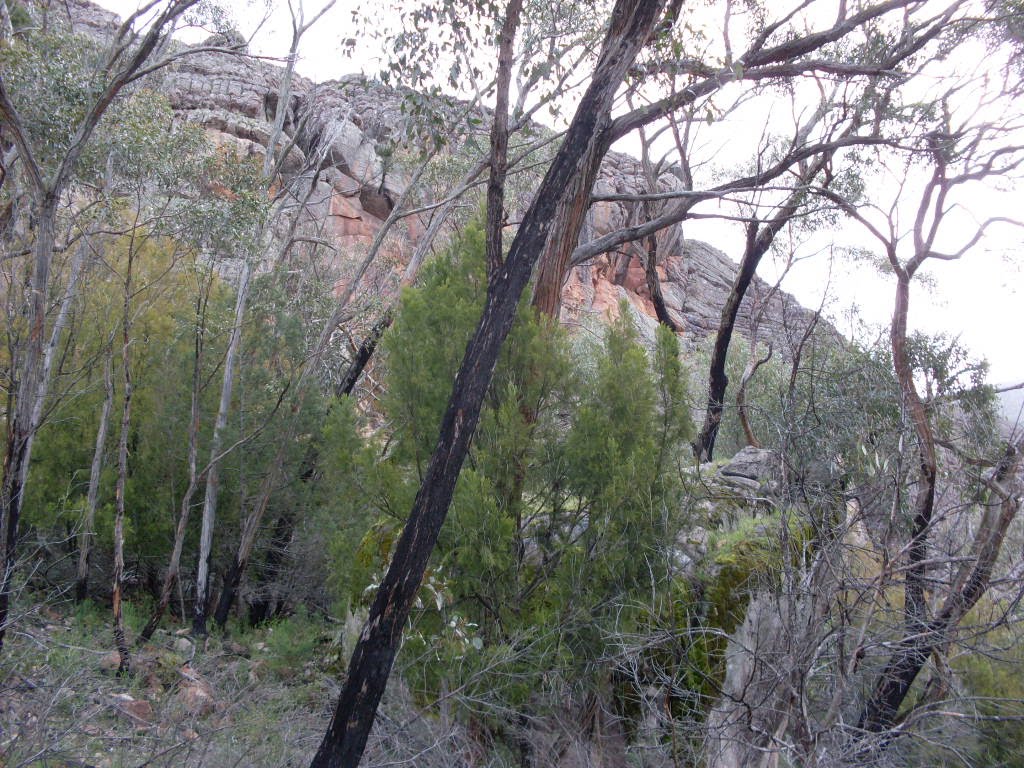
[191,0,344,636]
[311,2,673,765]
[554,1,965,309]
[695,45,1024,762]
[0,0,202,649]
[817,99,1024,747]
[312,1,1008,765]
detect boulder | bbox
[110,693,153,727]
[99,650,122,673]
[173,636,195,657]
[177,673,216,717]
[719,446,779,483]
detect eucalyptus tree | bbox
[695,38,1024,765]
[0,0,207,649]
[532,0,961,316]
[67,90,209,603]
[310,1,1009,765]
[816,79,1024,754]
[333,0,616,395]
[210,0,604,626]
[189,0,343,636]
[312,3,677,765]
[692,81,881,461]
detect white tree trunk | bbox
[193,259,251,634]
[75,341,114,602]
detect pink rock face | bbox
[54,0,822,352]
[560,254,661,335]
[329,192,382,244]
[590,273,626,319]
[620,258,649,297]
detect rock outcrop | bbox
[56,0,819,351]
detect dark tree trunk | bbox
[310,3,669,765]
[856,274,938,734]
[213,458,277,629]
[856,439,1022,736]
[692,221,764,462]
[247,511,295,625]
[642,228,679,332]
[485,0,522,277]
[214,554,245,628]
[335,310,393,398]
[692,170,820,462]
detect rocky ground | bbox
[0,602,341,767]
[0,449,792,768]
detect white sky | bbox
[92,0,1024,385]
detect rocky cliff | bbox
[58,0,818,352]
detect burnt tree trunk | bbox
[692,220,764,462]
[692,171,820,462]
[213,451,280,629]
[213,390,309,629]
[310,2,669,765]
[335,310,393,398]
[642,226,679,331]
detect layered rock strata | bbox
[58,0,817,351]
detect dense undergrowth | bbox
[2,10,1023,766]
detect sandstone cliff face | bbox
[59,0,816,351]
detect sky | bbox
[91,0,1024,386]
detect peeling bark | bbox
[0,196,57,649]
[112,247,135,676]
[485,0,523,277]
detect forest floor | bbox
[0,596,350,767]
